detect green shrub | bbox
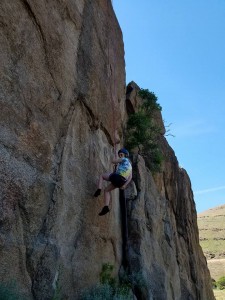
[125,88,163,171]
[138,89,162,113]
[216,276,225,290]
[80,263,134,300]
[100,263,116,287]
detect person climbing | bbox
[94,148,132,216]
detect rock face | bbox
[0,1,214,300]
[0,1,125,299]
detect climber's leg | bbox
[98,172,111,189]
[104,183,116,206]
[99,183,116,216]
[94,172,111,197]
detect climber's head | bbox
[118,148,129,158]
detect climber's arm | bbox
[112,158,123,164]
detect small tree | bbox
[100,263,116,287]
[81,263,133,299]
[125,88,163,171]
[138,89,162,113]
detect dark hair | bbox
[118,148,129,157]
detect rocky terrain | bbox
[0,0,214,299]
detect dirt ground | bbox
[207,258,225,281]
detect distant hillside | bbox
[198,204,225,259]
[198,204,225,281]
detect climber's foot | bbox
[94,189,101,197]
[98,206,110,216]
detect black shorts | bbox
[109,173,127,188]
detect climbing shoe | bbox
[98,206,110,216]
[94,189,101,197]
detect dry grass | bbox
[198,204,225,259]
[213,289,225,300]
[198,204,225,291]
[207,259,225,281]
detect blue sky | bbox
[113,0,225,213]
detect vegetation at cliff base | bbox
[81,263,132,299]
[80,263,146,300]
[125,88,163,172]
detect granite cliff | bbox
[0,0,214,299]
